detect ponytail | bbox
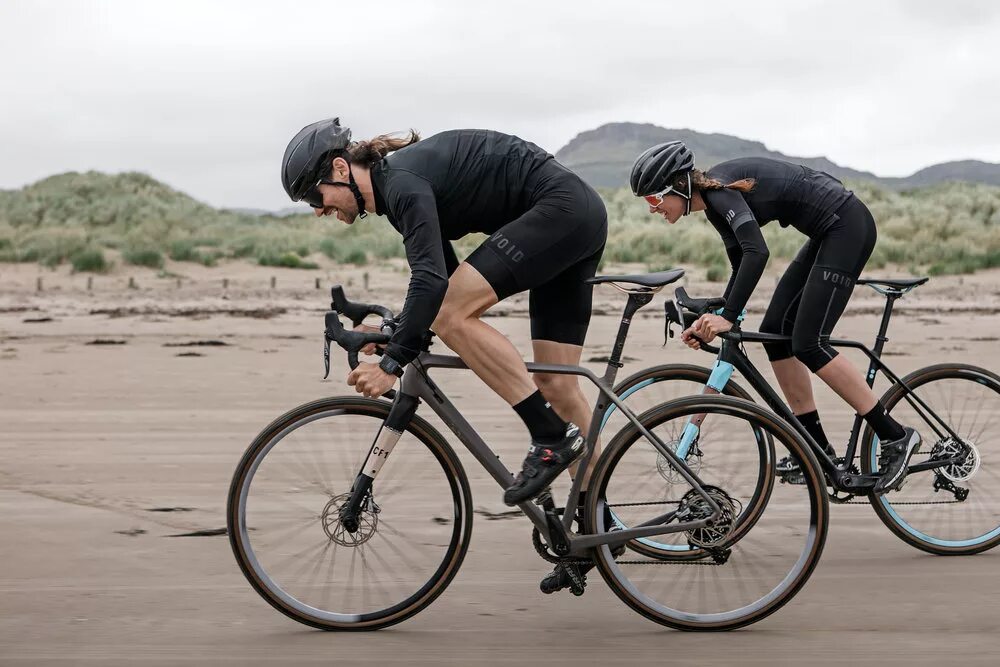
[347,129,421,167]
[689,169,755,193]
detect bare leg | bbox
[814,354,879,414]
[532,340,598,489]
[772,354,879,417]
[770,357,818,415]
[431,263,536,405]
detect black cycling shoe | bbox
[874,427,922,494]
[540,506,625,596]
[503,423,585,506]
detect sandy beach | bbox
[2,258,1000,665]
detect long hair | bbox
[346,130,421,167]
[685,169,755,193]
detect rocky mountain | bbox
[554,122,1000,190]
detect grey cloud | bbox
[1,0,999,209]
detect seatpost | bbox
[603,292,654,384]
[865,292,899,387]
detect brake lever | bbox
[323,337,331,380]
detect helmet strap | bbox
[347,167,367,219]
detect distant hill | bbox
[555,122,1000,190]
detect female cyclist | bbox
[629,142,920,494]
[281,118,607,506]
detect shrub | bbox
[70,247,108,273]
[258,252,319,269]
[123,247,164,269]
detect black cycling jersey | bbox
[369,129,606,365]
[701,157,854,322]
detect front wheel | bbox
[601,364,763,561]
[227,396,473,630]
[588,395,829,631]
[863,364,1000,555]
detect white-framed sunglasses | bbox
[643,172,693,207]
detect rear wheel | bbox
[862,364,1000,555]
[588,395,828,631]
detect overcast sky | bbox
[2,0,999,210]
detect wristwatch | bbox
[378,354,405,378]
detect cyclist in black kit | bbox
[281,118,607,506]
[630,143,920,494]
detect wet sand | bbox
[2,260,1000,665]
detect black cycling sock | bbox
[861,402,906,442]
[796,410,835,455]
[514,390,567,444]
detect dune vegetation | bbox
[2,171,999,277]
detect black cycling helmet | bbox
[630,141,696,215]
[281,117,368,217]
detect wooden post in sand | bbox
[270,276,276,289]
[364,272,369,291]
[36,277,43,292]
[222,278,229,290]
[87,276,93,291]
[128,277,137,289]
[315,277,321,289]
[176,278,182,289]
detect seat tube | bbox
[865,294,898,387]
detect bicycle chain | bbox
[607,500,681,508]
[837,499,963,505]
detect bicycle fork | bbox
[339,393,420,533]
[674,360,733,459]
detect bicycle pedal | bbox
[564,564,587,596]
[778,471,805,486]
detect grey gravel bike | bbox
[227,269,829,632]
[602,276,1000,557]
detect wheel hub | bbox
[656,438,703,483]
[322,492,379,546]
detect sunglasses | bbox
[303,177,339,209]
[643,186,680,208]
[643,173,693,208]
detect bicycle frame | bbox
[687,286,965,493]
[341,290,723,559]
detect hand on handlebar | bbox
[347,361,398,398]
[354,323,385,355]
[682,314,733,348]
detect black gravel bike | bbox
[601,277,1000,557]
[227,270,829,632]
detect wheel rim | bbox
[234,408,466,624]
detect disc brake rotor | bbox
[322,492,379,546]
[678,485,740,548]
[931,438,981,483]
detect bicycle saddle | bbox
[857,277,929,291]
[586,268,685,289]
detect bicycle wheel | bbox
[601,364,766,561]
[588,394,828,631]
[228,396,473,630]
[862,363,1000,555]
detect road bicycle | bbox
[601,276,1000,557]
[227,270,829,631]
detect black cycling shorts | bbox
[466,174,608,346]
[759,196,877,372]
